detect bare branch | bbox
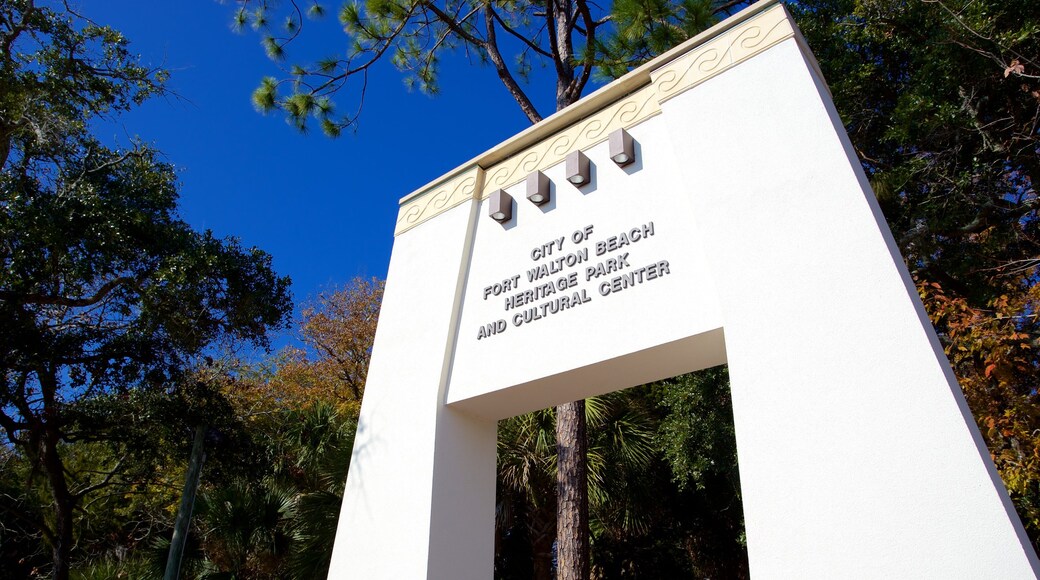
[0,1,35,58]
[568,0,598,102]
[484,5,544,123]
[0,409,28,446]
[712,0,751,16]
[423,1,486,47]
[492,10,552,58]
[0,276,136,308]
[923,0,1039,71]
[0,497,53,545]
[72,456,126,499]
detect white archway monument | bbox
[327,2,1040,577]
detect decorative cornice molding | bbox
[482,84,660,196]
[652,4,793,103]
[395,1,793,236]
[396,166,482,235]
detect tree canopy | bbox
[235,0,754,133]
[0,2,292,578]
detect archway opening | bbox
[493,365,749,579]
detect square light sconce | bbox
[527,170,550,205]
[488,189,513,223]
[565,150,590,185]
[609,128,635,166]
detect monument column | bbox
[327,167,497,579]
[327,2,1040,577]
[660,27,1040,578]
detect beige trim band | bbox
[396,167,483,235]
[481,83,661,197]
[395,1,793,236]
[652,5,793,103]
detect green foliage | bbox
[251,7,267,31]
[232,7,248,31]
[0,3,292,577]
[0,419,185,578]
[195,481,297,578]
[252,76,279,112]
[585,369,747,579]
[233,0,599,130]
[793,0,1040,550]
[186,402,357,579]
[0,142,291,389]
[793,0,1039,293]
[497,393,661,579]
[262,35,284,60]
[70,556,158,580]
[495,373,748,578]
[0,1,168,169]
[307,3,326,20]
[0,446,50,576]
[598,0,721,79]
[651,366,739,492]
[229,0,759,134]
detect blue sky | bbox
[83,1,575,344]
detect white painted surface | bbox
[449,115,726,419]
[328,201,496,579]
[329,30,1039,580]
[661,37,1038,578]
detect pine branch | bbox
[568,0,597,103]
[423,1,486,46]
[491,9,553,58]
[484,5,543,123]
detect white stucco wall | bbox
[657,36,1038,578]
[328,200,497,579]
[448,113,726,420]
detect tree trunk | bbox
[556,400,589,580]
[42,426,74,580]
[552,5,589,568]
[165,425,207,580]
[551,3,589,570]
[36,365,74,580]
[552,0,576,113]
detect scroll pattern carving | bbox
[395,168,480,235]
[394,4,793,236]
[654,5,792,102]
[481,85,660,194]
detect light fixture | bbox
[609,128,635,166]
[565,150,590,185]
[527,170,550,205]
[488,189,513,223]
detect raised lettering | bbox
[477,319,507,340]
[573,225,595,244]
